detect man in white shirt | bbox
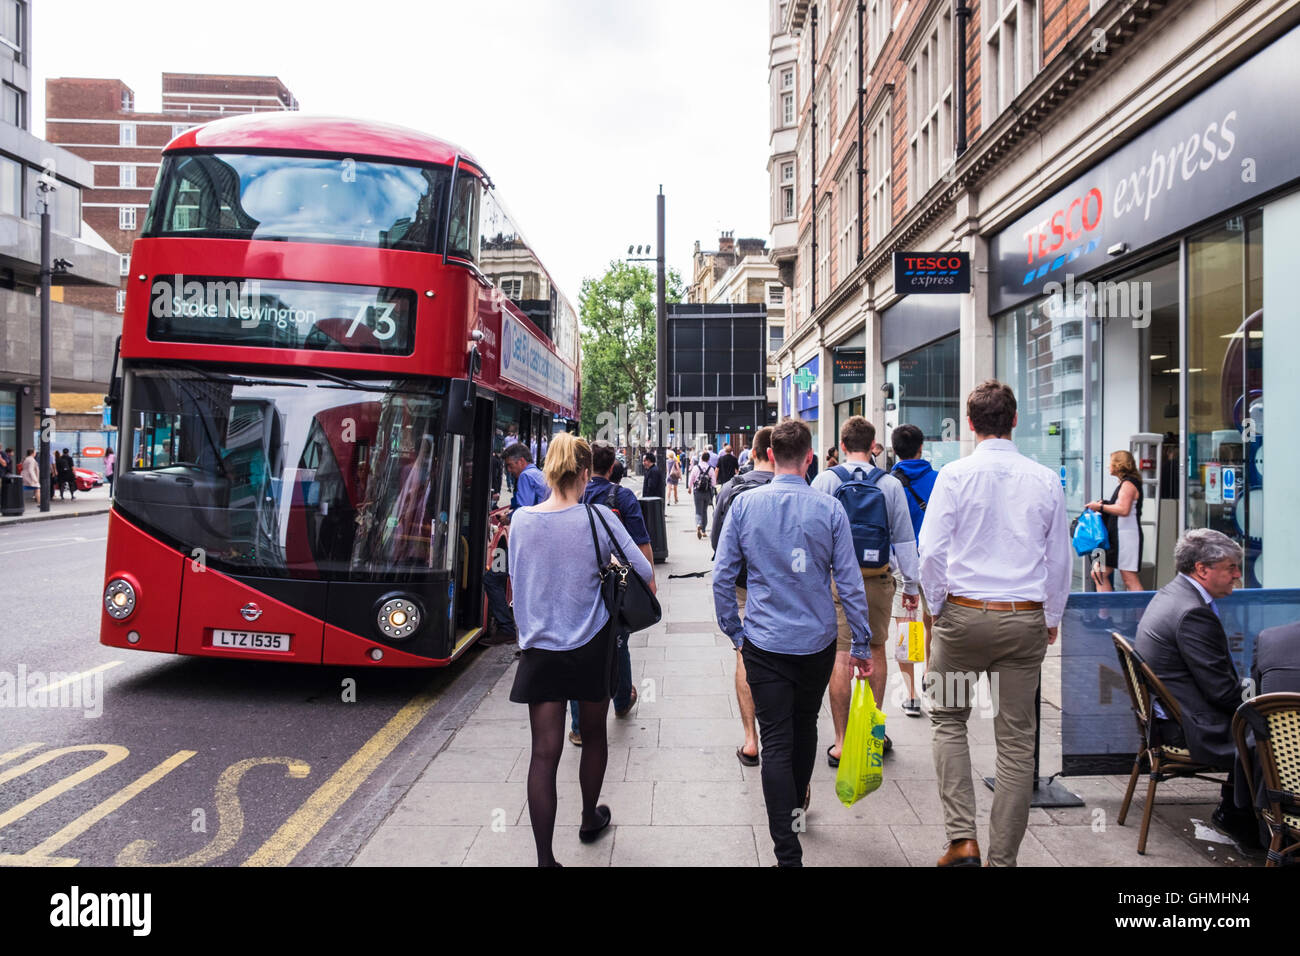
[917,380,1071,867]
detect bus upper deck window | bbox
[447,175,480,262]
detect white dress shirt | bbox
[918,438,1073,627]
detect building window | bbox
[816,199,831,303]
[171,123,189,139]
[780,160,795,221]
[836,170,856,279]
[868,0,890,66]
[908,9,953,203]
[767,283,785,307]
[782,91,794,127]
[769,322,785,352]
[837,29,856,127]
[984,0,1038,120]
[499,276,523,299]
[0,1,22,57]
[119,206,136,230]
[817,87,829,167]
[120,123,136,146]
[119,253,130,277]
[869,102,892,247]
[121,89,133,112]
[120,165,135,188]
[781,67,794,90]
[1,82,20,129]
[115,289,126,313]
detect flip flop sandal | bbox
[826,745,840,768]
[736,746,760,767]
[579,805,612,843]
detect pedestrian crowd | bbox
[491,379,1291,868]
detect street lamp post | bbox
[625,187,667,469]
[37,179,53,513]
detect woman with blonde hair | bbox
[1086,450,1144,592]
[507,431,655,866]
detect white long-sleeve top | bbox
[917,438,1072,627]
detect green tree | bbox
[578,261,683,437]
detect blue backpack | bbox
[831,465,891,569]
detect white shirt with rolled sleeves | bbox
[917,438,1072,627]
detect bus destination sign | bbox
[148,274,416,354]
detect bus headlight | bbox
[377,598,421,640]
[104,579,137,620]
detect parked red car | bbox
[71,467,103,492]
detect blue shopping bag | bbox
[1072,509,1110,555]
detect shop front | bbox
[880,296,962,470]
[989,23,1300,590]
[830,330,866,447]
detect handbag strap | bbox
[585,504,607,572]
[589,503,636,569]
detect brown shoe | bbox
[936,839,981,867]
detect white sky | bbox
[34,0,773,301]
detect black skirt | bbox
[509,624,618,704]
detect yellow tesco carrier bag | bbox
[894,613,926,663]
[835,679,886,806]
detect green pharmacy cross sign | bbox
[793,367,817,392]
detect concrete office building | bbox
[771,0,1300,591]
[0,0,125,455]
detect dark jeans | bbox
[571,629,632,730]
[482,570,515,637]
[742,637,836,867]
[693,489,712,531]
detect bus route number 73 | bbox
[346,301,397,341]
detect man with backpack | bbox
[710,426,775,767]
[889,424,940,717]
[812,416,919,764]
[566,440,656,744]
[689,450,716,539]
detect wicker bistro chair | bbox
[1232,693,1300,867]
[1110,632,1231,854]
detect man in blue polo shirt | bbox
[567,440,655,744]
[482,443,551,646]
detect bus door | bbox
[457,396,496,631]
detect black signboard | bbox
[893,252,971,294]
[988,22,1300,314]
[832,348,866,383]
[148,275,416,354]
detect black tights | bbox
[525,698,610,866]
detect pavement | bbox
[0,483,113,526]
[352,476,1261,867]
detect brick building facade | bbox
[44,73,298,316]
[771,0,1300,590]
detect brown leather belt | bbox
[861,567,892,578]
[947,595,1043,612]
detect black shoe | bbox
[1211,803,1262,849]
[883,734,893,754]
[480,627,516,647]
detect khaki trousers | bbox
[925,601,1048,867]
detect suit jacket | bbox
[1134,574,1241,767]
[641,465,665,500]
[1252,622,1300,696]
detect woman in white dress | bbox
[1086,450,1144,592]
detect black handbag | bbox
[586,505,662,634]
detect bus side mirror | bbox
[447,379,476,435]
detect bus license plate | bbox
[212,630,292,652]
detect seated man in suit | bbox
[1253,622,1300,696]
[1135,528,1255,844]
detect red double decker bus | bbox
[100,112,579,667]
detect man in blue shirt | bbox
[482,443,551,646]
[889,423,939,717]
[714,419,872,867]
[567,440,656,743]
[505,442,550,510]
